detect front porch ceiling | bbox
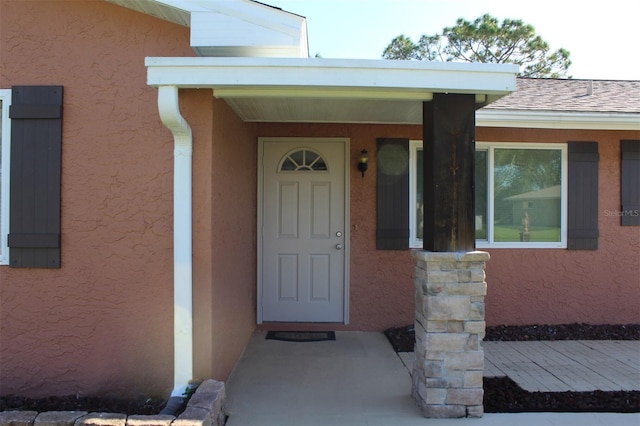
[146,57,518,124]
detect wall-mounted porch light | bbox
[357,149,368,177]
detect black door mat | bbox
[266,331,336,342]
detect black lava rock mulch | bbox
[484,377,640,413]
[384,323,640,413]
[0,394,166,415]
[484,323,640,342]
[384,323,640,353]
[384,325,416,353]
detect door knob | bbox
[335,244,343,250]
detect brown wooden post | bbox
[415,94,487,418]
[422,94,476,252]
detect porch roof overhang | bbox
[146,57,518,124]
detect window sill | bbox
[410,241,567,249]
[476,242,567,249]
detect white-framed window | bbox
[0,89,11,264]
[410,140,568,249]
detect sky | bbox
[271,0,640,80]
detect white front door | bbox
[259,138,348,323]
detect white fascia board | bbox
[146,57,517,98]
[192,45,306,58]
[477,109,640,131]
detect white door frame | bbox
[257,137,350,324]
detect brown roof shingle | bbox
[486,78,640,113]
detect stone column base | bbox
[411,251,489,418]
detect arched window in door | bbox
[279,148,328,172]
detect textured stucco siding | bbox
[1,0,638,402]
[258,123,640,330]
[478,127,640,326]
[0,0,189,398]
[0,0,256,399]
[185,90,257,384]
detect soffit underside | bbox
[220,96,444,124]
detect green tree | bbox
[383,14,571,78]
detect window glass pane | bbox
[306,151,318,164]
[0,100,2,206]
[281,158,296,171]
[280,149,328,172]
[493,148,561,242]
[290,150,304,166]
[475,150,487,239]
[312,157,327,171]
[416,149,423,240]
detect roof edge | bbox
[146,57,517,98]
[477,109,640,130]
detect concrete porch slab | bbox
[224,331,640,426]
[225,332,423,425]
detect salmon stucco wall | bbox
[258,124,639,330]
[1,0,638,402]
[186,90,258,383]
[477,127,640,326]
[0,0,193,398]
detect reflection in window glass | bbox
[0,100,2,187]
[416,149,423,240]
[475,150,487,240]
[411,142,566,248]
[493,148,561,242]
[0,101,2,210]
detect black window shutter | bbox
[8,86,63,268]
[376,138,409,250]
[567,141,599,250]
[620,140,640,226]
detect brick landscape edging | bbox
[0,379,226,426]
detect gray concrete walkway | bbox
[225,331,640,426]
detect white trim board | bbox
[146,57,518,97]
[477,109,640,131]
[0,89,11,265]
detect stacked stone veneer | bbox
[412,251,489,418]
[0,380,225,426]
